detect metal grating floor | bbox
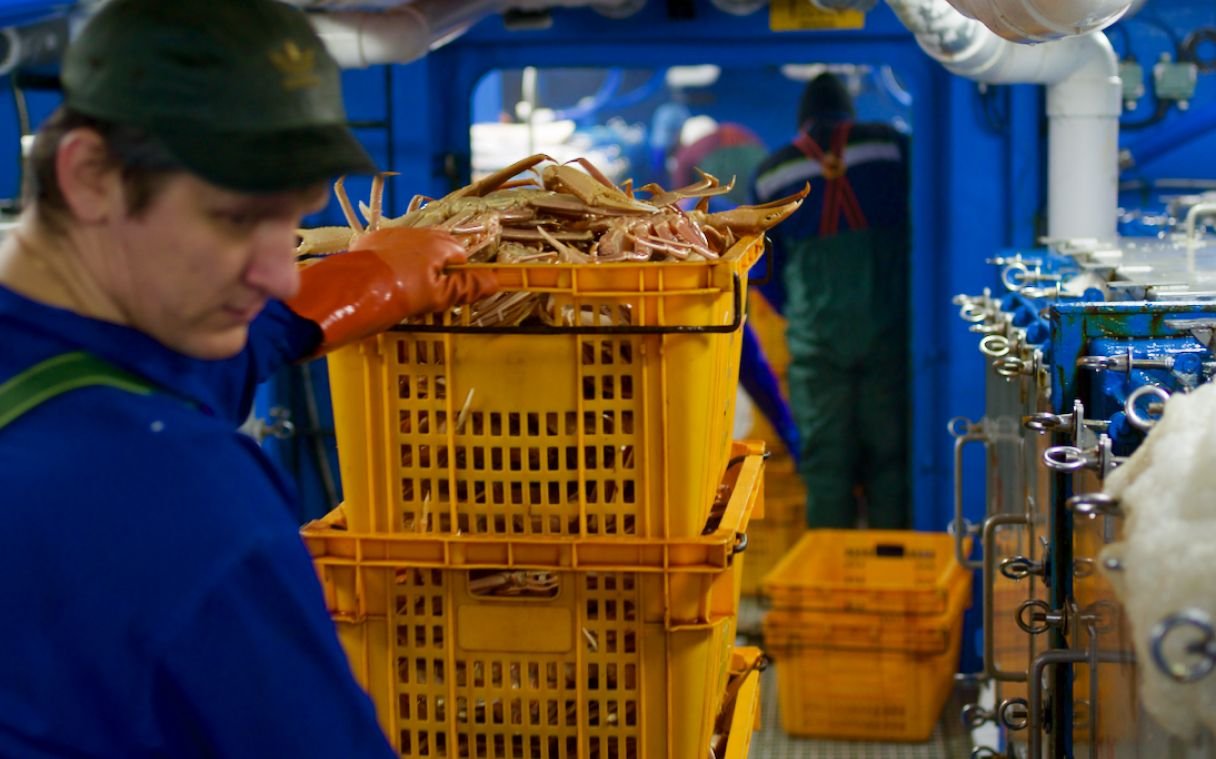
[738,597,973,758]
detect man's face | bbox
[103,173,327,360]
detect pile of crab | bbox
[297,153,807,326]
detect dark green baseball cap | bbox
[62,0,377,193]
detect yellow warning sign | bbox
[770,0,865,31]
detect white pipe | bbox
[887,0,1121,241]
[944,0,1131,42]
[1046,33,1122,241]
[307,0,501,68]
[1184,203,1216,276]
[831,0,1130,42]
[307,0,644,68]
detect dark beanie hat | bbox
[798,72,854,127]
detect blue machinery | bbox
[952,214,1216,756]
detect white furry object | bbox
[1100,382,1216,739]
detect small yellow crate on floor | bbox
[739,492,804,596]
[327,237,764,538]
[763,529,969,615]
[303,443,764,759]
[763,572,971,742]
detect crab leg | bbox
[334,176,363,233]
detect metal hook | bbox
[1066,492,1124,519]
[1042,445,1091,472]
[997,698,1030,731]
[1016,599,1067,635]
[979,334,1011,357]
[1151,609,1216,683]
[999,556,1045,581]
[1125,384,1172,431]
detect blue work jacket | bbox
[0,284,395,758]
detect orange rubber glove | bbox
[288,227,499,355]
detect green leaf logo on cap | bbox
[269,40,321,92]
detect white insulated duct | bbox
[306,0,497,68]
[887,0,1122,242]
[944,0,1131,42]
[302,0,645,68]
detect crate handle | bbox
[389,273,744,335]
[748,236,775,287]
[874,543,906,558]
[733,532,749,556]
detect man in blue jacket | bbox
[0,0,496,756]
[751,72,911,530]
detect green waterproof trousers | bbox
[782,225,910,529]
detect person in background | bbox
[750,71,911,529]
[670,120,801,459]
[0,0,496,756]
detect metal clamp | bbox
[979,333,1012,357]
[956,292,996,324]
[1002,261,1060,292]
[1043,435,1124,477]
[983,514,1031,682]
[949,416,987,571]
[970,320,1008,336]
[994,348,1041,380]
[1151,609,1216,683]
[1023,399,1107,440]
[1125,384,1171,431]
[997,698,1030,731]
[1016,599,1068,635]
[961,702,996,729]
[1066,492,1124,519]
[1077,350,1174,374]
[999,555,1046,581]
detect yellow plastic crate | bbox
[709,647,765,759]
[762,529,969,615]
[763,574,971,742]
[740,493,804,597]
[303,444,764,759]
[328,237,764,537]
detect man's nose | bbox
[245,222,302,300]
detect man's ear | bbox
[55,128,123,224]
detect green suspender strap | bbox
[0,351,160,432]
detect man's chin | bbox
[171,326,250,361]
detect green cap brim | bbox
[153,121,378,193]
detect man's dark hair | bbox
[27,106,183,232]
[798,72,855,129]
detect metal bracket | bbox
[948,416,988,571]
[999,555,1046,581]
[982,513,1031,682]
[1016,599,1068,636]
[1043,435,1124,478]
[1026,648,1135,759]
[1066,492,1124,519]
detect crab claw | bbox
[542,161,658,216]
[696,183,810,235]
[456,153,554,200]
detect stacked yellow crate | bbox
[761,530,972,742]
[306,236,769,758]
